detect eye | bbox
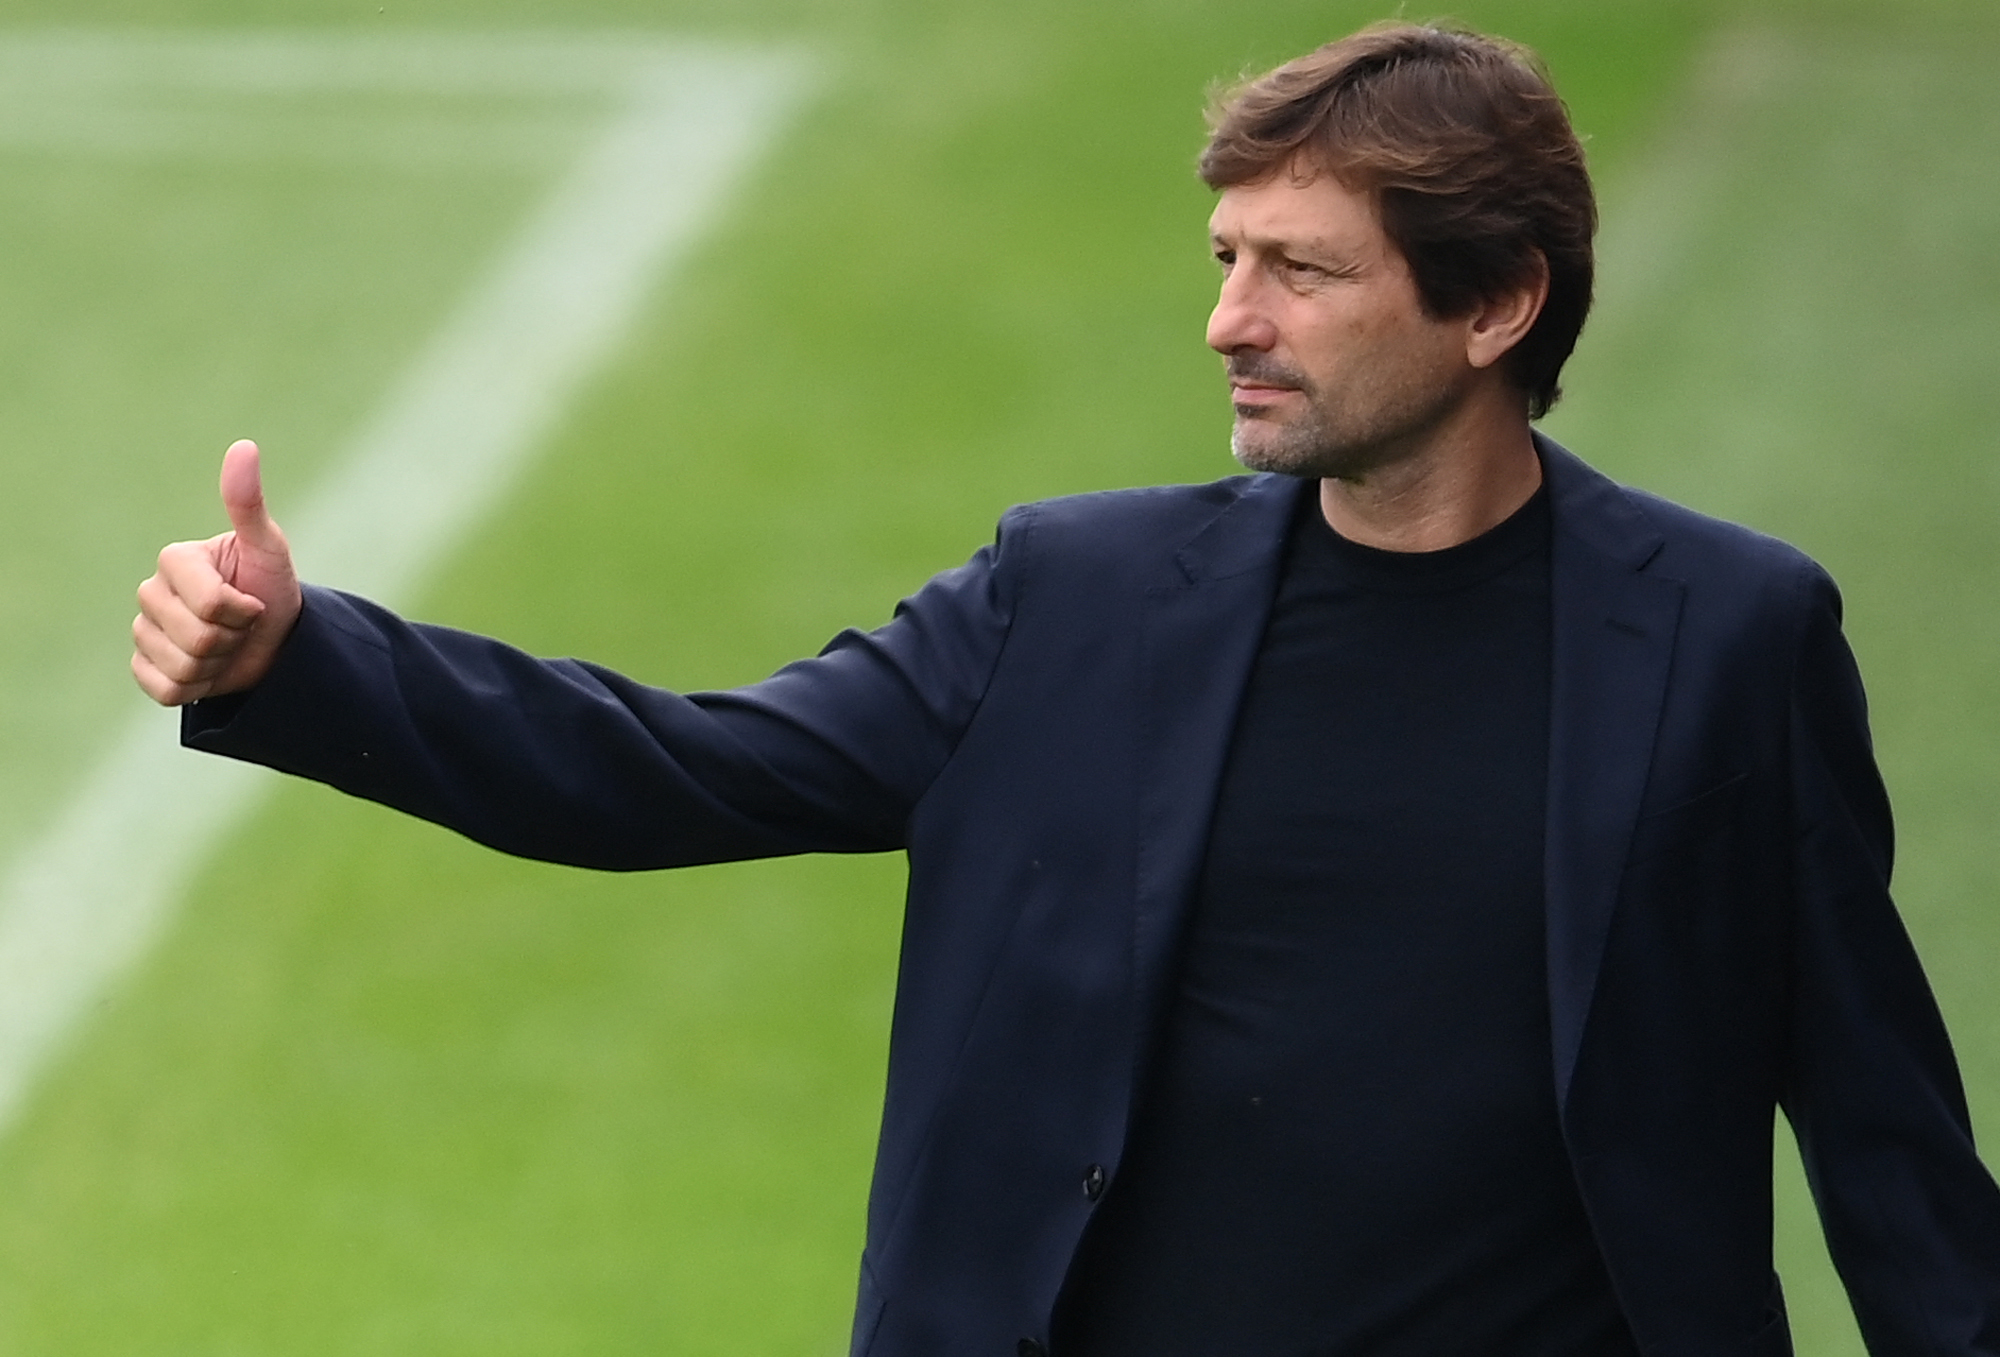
[1213,246,1236,273]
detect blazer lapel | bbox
[1540,437,1686,1107]
[1129,474,1305,1040]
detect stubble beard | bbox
[1227,356,1463,484]
[1231,401,1379,481]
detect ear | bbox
[1464,251,1550,371]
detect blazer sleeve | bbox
[181,512,1029,870]
[1779,566,2000,1351]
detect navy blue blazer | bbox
[188,438,2000,1355]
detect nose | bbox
[1206,269,1277,355]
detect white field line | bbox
[0,35,814,1136]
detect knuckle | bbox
[131,654,175,706]
[189,582,227,623]
[160,649,206,685]
[186,621,240,660]
[132,614,165,659]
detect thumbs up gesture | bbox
[132,440,304,707]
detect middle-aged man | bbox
[132,21,2000,1357]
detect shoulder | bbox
[992,474,1295,582]
[1003,475,1268,539]
[1627,486,1827,587]
[1543,440,1851,695]
[1544,437,1834,611]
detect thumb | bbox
[219,438,286,555]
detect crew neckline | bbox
[1292,482,1551,594]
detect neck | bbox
[1318,402,1542,553]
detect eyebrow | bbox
[1210,226,1360,269]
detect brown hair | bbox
[1200,22,1596,419]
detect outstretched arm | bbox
[146,441,1025,869]
[132,440,303,706]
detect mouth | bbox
[1225,357,1308,409]
[1229,381,1300,409]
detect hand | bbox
[132,439,304,706]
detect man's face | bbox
[1207,164,1474,480]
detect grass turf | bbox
[0,0,1995,1351]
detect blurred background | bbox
[0,0,1994,1351]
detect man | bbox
[133,21,2000,1357]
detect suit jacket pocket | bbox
[1625,772,1749,870]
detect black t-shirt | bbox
[1052,485,1637,1356]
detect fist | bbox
[132,439,304,706]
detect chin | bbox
[1231,422,1315,477]
[1233,415,1417,483]
[1232,426,1342,479]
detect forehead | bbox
[1208,167,1385,254]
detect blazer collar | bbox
[1175,440,1663,575]
[1540,432,1665,571]
[1168,472,1310,584]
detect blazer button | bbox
[1082,1163,1107,1202]
[1018,1340,1049,1357]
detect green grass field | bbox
[0,0,1996,1351]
